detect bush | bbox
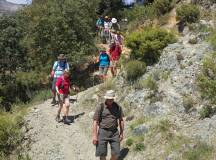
[126,138,134,146]
[135,75,158,91]
[125,60,146,81]
[126,27,176,65]
[183,142,213,160]
[176,4,200,23]
[199,106,214,119]
[183,95,194,113]
[134,143,145,152]
[0,112,24,156]
[153,0,175,16]
[130,117,147,130]
[209,31,216,49]
[197,52,216,104]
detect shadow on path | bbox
[68,112,85,123]
[119,148,129,160]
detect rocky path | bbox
[24,99,96,160]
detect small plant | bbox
[130,117,147,130]
[197,52,216,104]
[153,0,175,16]
[199,106,213,119]
[183,95,194,113]
[183,142,213,160]
[141,75,158,92]
[99,78,116,91]
[126,138,134,147]
[176,4,200,23]
[134,143,145,152]
[176,53,184,63]
[160,70,171,81]
[125,60,146,81]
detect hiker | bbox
[96,16,104,37]
[51,54,69,105]
[111,18,120,32]
[103,16,112,44]
[114,31,124,49]
[109,42,122,77]
[55,70,71,124]
[97,47,110,81]
[92,90,124,160]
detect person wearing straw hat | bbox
[93,90,124,160]
[50,54,69,105]
[111,18,120,32]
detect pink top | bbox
[56,76,70,95]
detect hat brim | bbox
[58,57,66,60]
[112,20,117,23]
[104,96,115,99]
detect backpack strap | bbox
[99,103,104,123]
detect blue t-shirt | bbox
[52,61,69,78]
[99,53,110,67]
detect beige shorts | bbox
[57,94,69,104]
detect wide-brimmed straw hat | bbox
[99,47,106,52]
[58,54,66,60]
[104,90,116,99]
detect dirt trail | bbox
[24,99,96,160]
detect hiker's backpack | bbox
[54,61,67,72]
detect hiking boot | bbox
[55,115,61,123]
[51,98,56,105]
[63,116,71,124]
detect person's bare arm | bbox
[119,118,124,141]
[93,120,99,145]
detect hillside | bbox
[0,0,22,13]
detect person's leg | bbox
[103,67,109,81]
[110,130,120,160]
[56,94,63,122]
[63,96,71,124]
[96,129,108,159]
[51,78,57,104]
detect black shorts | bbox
[96,128,120,157]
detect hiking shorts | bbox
[57,94,69,105]
[99,66,109,76]
[52,78,57,91]
[96,128,120,157]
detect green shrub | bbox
[197,52,216,104]
[199,106,213,119]
[176,4,200,23]
[209,31,216,49]
[126,28,176,65]
[125,60,146,81]
[136,75,158,91]
[134,143,145,152]
[126,138,134,146]
[153,0,175,16]
[183,95,194,113]
[160,70,171,81]
[0,112,23,156]
[130,117,147,130]
[183,142,213,160]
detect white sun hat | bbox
[104,90,116,99]
[111,18,117,24]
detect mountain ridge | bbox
[0,0,23,13]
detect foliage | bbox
[125,60,146,81]
[134,143,145,152]
[126,138,134,146]
[126,27,176,65]
[176,4,200,23]
[153,0,175,16]
[183,95,194,113]
[209,31,216,49]
[135,75,158,92]
[197,52,216,104]
[199,106,214,119]
[130,117,147,130]
[182,142,213,160]
[0,111,24,156]
[97,0,124,17]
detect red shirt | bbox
[109,45,122,61]
[56,76,70,95]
